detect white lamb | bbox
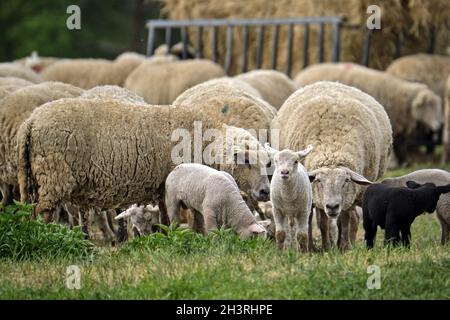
[265,143,314,251]
[165,163,267,240]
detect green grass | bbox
[0,165,450,299]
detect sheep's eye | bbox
[345,177,351,183]
[266,161,272,168]
[294,160,298,164]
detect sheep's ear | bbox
[347,169,373,185]
[115,209,133,220]
[296,144,313,159]
[406,180,422,189]
[436,185,450,194]
[308,170,318,182]
[412,90,427,111]
[264,142,278,158]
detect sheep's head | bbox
[308,167,372,218]
[412,89,442,132]
[238,221,270,240]
[115,204,160,236]
[406,180,450,213]
[265,143,313,181]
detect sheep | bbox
[0,82,83,207]
[235,69,299,109]
[17,99,271,224]
[381,169,450,245]
[41,52,146,89]
[115,204,161,236]
[124,59,225,104]
[272,81,392,250]
[0,63,42,83]
[14,51,61,73]
[0,77,34,87]
[265,143,313,251]
[294,63,442,165]
[363,181,450,248]
[173,78,276,133]
[165,163,267,239]
[154,42,195,60]
[80,85,146,104]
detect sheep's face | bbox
[412,90,442,132]
[273,150,301,181]
[115,204,160,236]
[239,222,268,240]
[231,148,271,202]
[309,167,372,218]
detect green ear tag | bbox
[221,104,229,114]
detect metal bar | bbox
[146,25,155,56]
[211,26,218,62]
[361,29,371,66]
[428,27,436,54]
[242,26,250,73]
[286,24,293,76]
[271,24,280,69]
[225,26,234,74]
[196,26,204,58]
[318,23,324,63]
[303,23,309,68]
[331,21,341,62]
[256,25,265,69]
[165,27,172,54]
[181,26,188,59]
[146,17,344,28]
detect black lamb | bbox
[362,181,450,248]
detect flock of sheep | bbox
[1,44,450,251]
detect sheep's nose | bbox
[258,189,270,201]
[326,203,340,210]
[281,170,289,175]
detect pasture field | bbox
[0,162,449,300]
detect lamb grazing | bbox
[382,169,450,245]
[272,82,392,250]
[294,63,442,165]
[362,181,450,248]
[115,204,161,236]
[41,52,145,89]
[165,163,267,240]
[0,63,42,83]
[17,100,270,224]
[235,69,299,109]
[124,59,225,105]
[0,82,83,207]
[265,143,313,251]
[173,78,276,132]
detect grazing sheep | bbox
[165,163,267,239]
[41,52,146,89]
[17,100,270,223]
[173,78,276,133]
[124,59,225,104]
[0,63,42,83]
[382,169,450,245]
[235,69,299,109]
[0,82,83,207]
[115,204,161,236]
[272,82,392,250]
[265,143,313,251]
[363,181,450,247]
[294,63,442,165]
[0,77,34,87]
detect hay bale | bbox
[162,0,450,74]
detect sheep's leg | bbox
[308,208,318,252]
[116,208,128,243]
[436,212,449,245]
[393,135,408,166]
[349,208,359,244]
[363,218,377,249]
[400,225,411,248]
[317,208,331,251]
[0,183,14,208]
[294,212,309,252]
[191,209,206,235]
[158,200,170,226]
[78,210,90,240]
[165,198,182,226]
[337,210,352,251]
[329,218,338,246]
[384,221,400,247]
[94,210,116,246]
[203,209,218,234]
[273,209,289,250]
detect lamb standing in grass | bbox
[115,204,160,236]
[265,143,313,251]
[165,163,267,240]
[363,181,450,248]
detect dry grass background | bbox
[161,0,450,75]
